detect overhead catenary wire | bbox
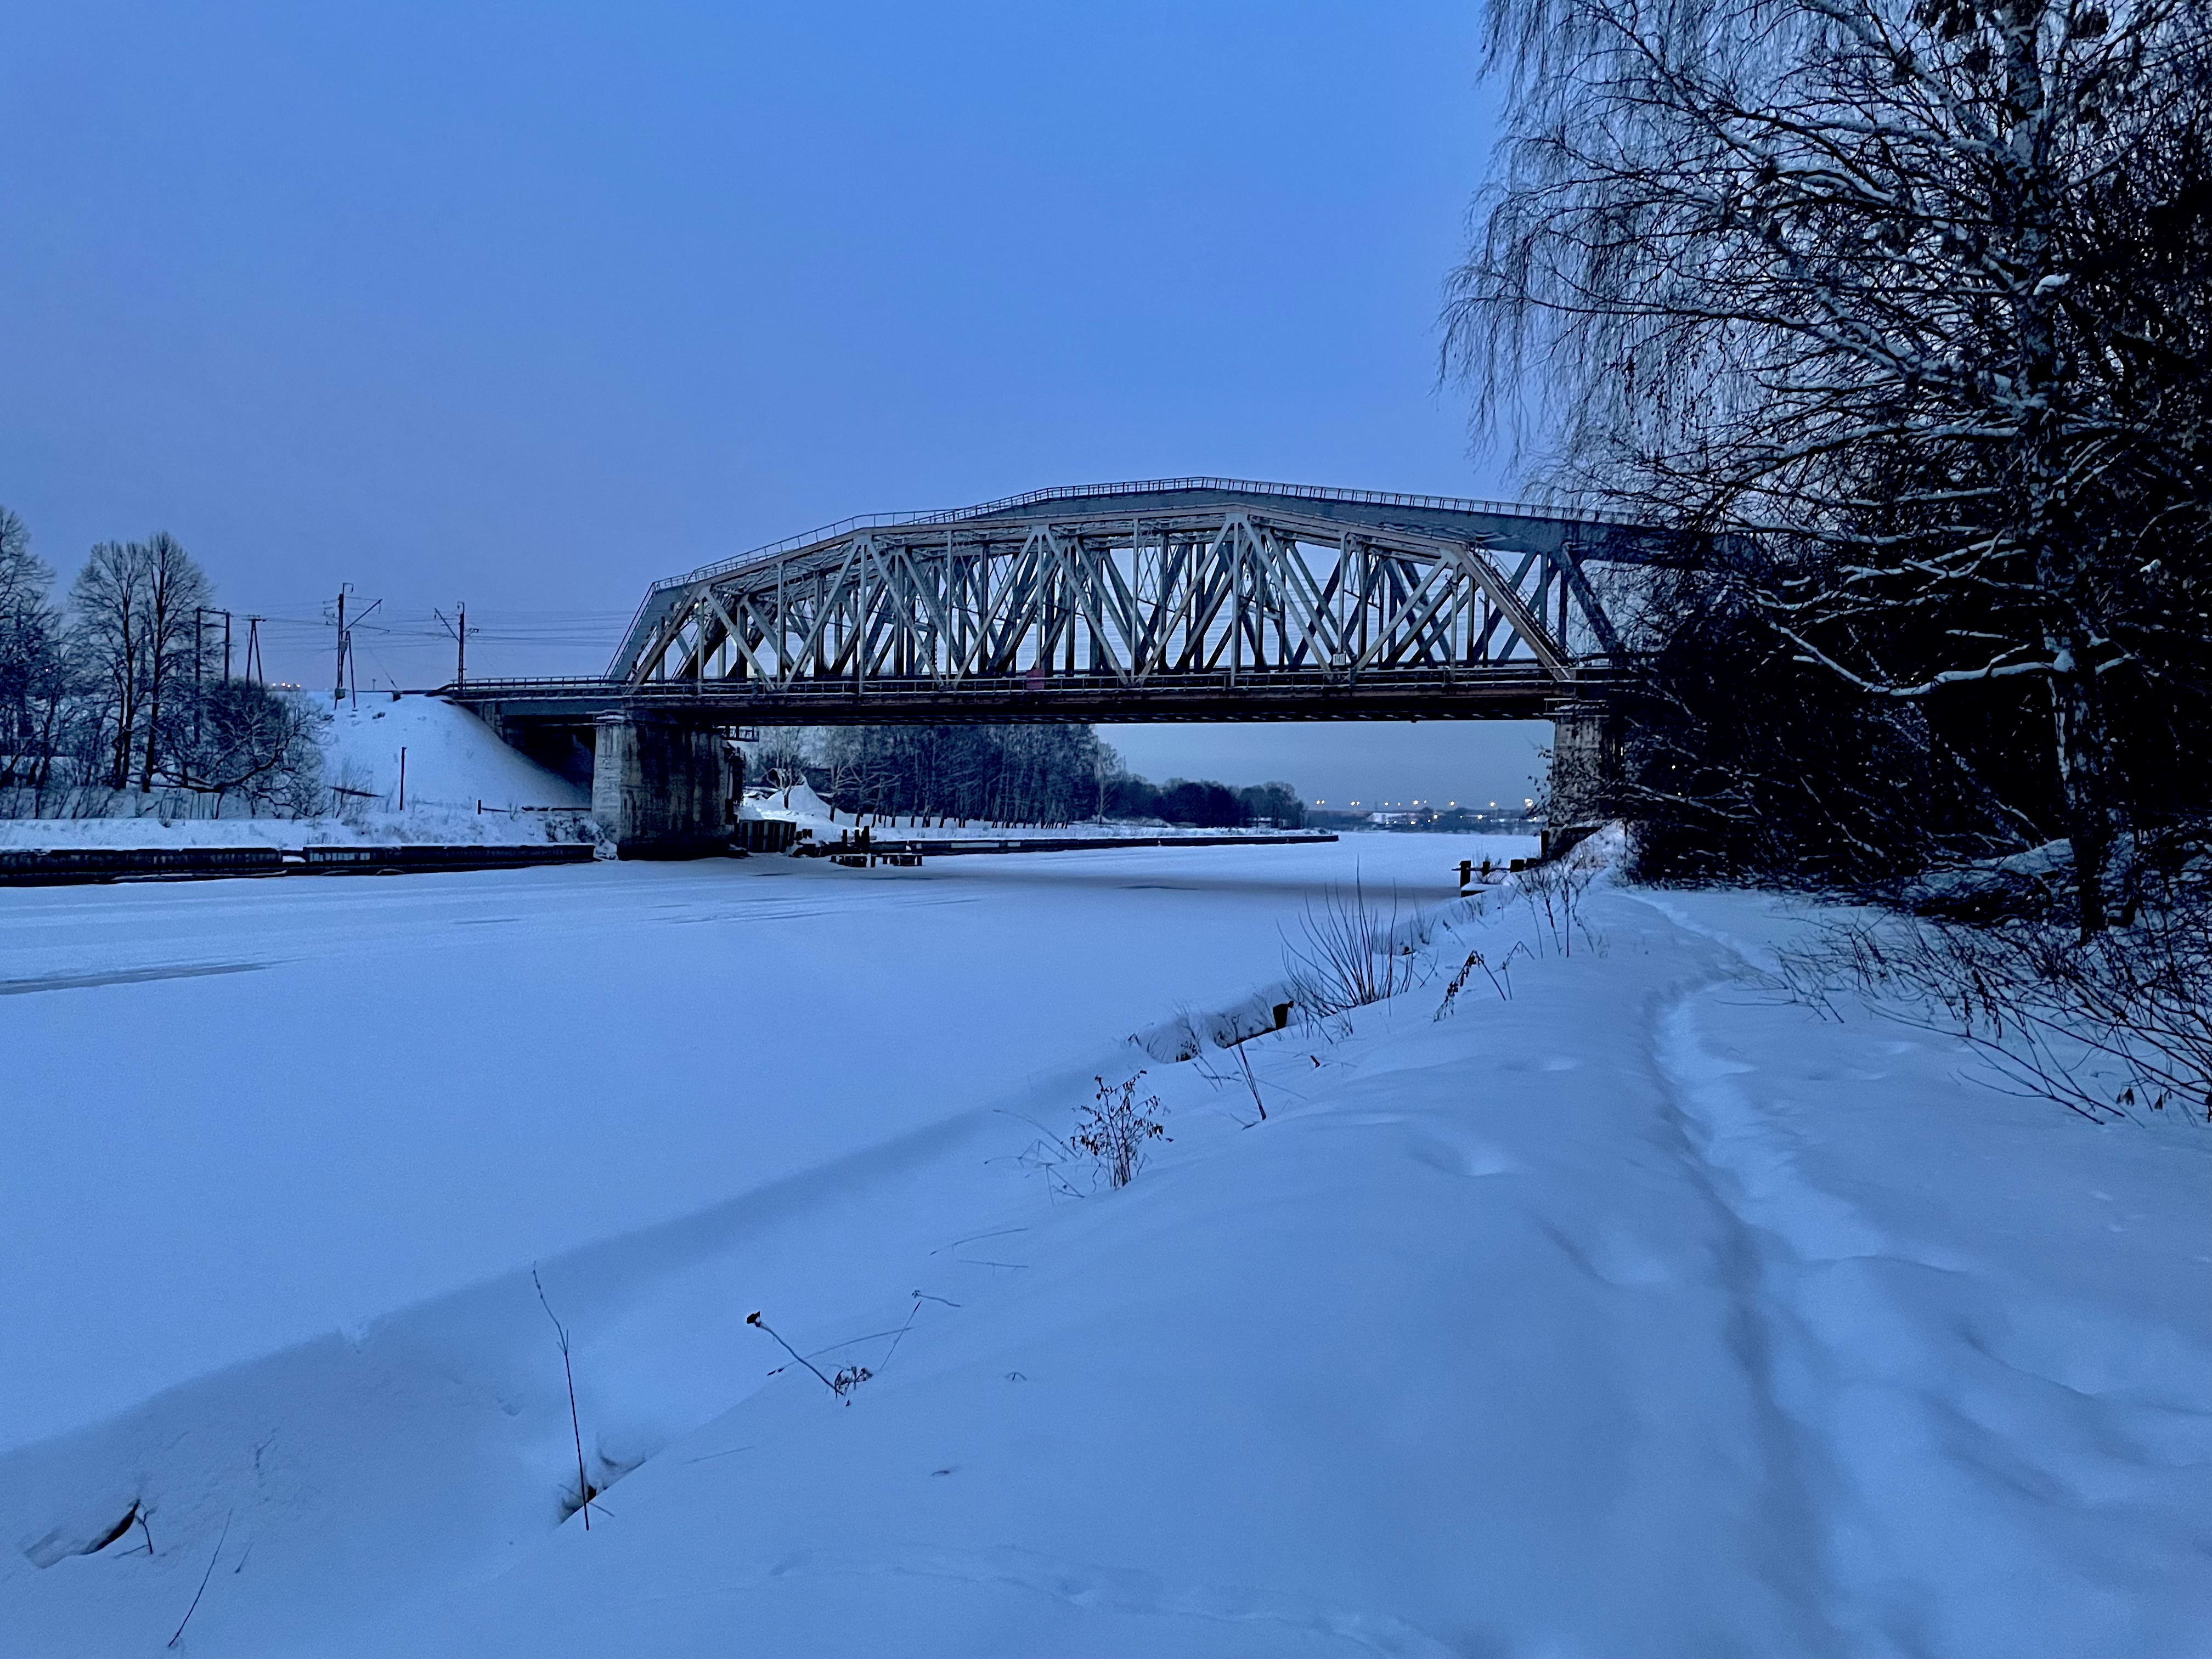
[211,602,640,688]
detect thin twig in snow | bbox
[534,1266,600,1529]
[166,1512,230,1649]
[748,1311,871,1400]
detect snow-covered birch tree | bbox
[1446,0,2211,927]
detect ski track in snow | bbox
[1645,955,1867,1650]
[1636,893,2212,1656]
[1644,969,1841,1646]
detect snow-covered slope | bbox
[320,692,586,814]
[1,839,2203,1656]
[0,695,588,848]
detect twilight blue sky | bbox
[0,2,1553,805]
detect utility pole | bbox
[243,617,264,685]
[435,603,476,687]
[332,586,381,699]
[221,610,233,681]
[194,607,205,758]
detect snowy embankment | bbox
[1,837,2204,1656]
[0,695,589,849]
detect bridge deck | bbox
[449,666,1621,728]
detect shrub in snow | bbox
[1283,877,1426,1015]
[1435,944,1528,1020]
[1191,1040,1277,1126]
[1777,875,2212,1125]
[1152,1008,1205,1063]
[188,681,328,816]
[1071,1073,1169,1190]
[1520,851,1602,957]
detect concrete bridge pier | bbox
[591,714,738,857]
[1544,706,1625,859]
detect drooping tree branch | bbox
[1448,0,2212,919]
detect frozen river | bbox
[1,833,1514,1449]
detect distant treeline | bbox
[1103,774,1304,830]
[758,724,1303,828]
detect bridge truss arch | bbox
[595,479,1655,725]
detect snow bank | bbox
[1,837,2203,1656]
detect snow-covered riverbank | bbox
[0,694,590,849]
[2,836,2203,1656]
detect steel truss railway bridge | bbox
[448,478,1670,850]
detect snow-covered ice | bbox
[2,834,2204,1656]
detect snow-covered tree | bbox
[1448,0,2212,927]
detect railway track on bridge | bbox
[442,665,1626,727]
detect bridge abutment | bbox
[590,714,737,857]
